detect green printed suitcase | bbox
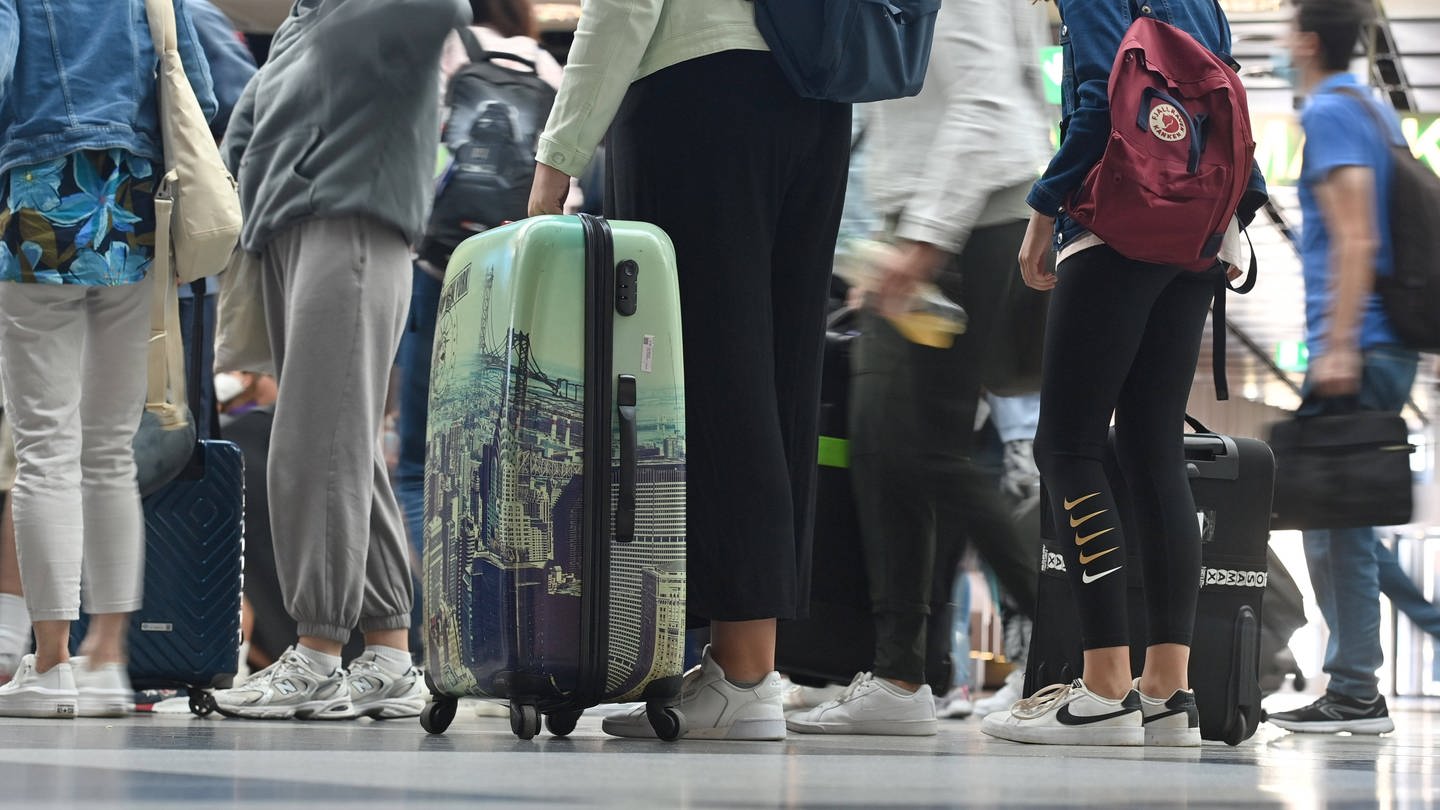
[419,214,688,740]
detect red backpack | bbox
[1068,15,1255,271]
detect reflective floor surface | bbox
[3,699,1439,809]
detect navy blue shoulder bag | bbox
[750,0,942,103]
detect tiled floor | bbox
[4,699,1439,809]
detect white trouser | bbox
[0,274,152,620]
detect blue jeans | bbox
[395,265,442,558]
[1300,346,1419,700]
[1379,540,1440,638]
[949,568,973,689]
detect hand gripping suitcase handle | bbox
[616,374,638,543]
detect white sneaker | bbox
[71,657,133,718]
[781,675,847,711]
[602,645,785,741]
[0,655,77,719]
[214,647,354,720]
[938,685,974,719]
[972,669,1025,718]
[346,652,426,720]
[787,673,938,736]
[0,651,19,686]
[1135,679,1201,747]
[981,679,1142,746]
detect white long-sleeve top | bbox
[865,0,1053,254]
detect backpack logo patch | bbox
[1149,104,1187,142]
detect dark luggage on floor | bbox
[775,308,957,693]
[71,440,245,717]
[1025,428,1276,745]
[420,214,688,740]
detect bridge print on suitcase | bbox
[421,215,687,740]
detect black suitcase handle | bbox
[616,375,637,543]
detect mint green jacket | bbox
[536,0,769,176]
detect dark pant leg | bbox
[1111,274,1215,647]
[177,292,218,439]
[768,101,853,615]
[1032,246,1185,651]
[607,52,848,621]
[852,222,1025,681]
[395,264,442,558]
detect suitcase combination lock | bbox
[616,260,639,316]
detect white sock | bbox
[0,594,31,658]
[365,644,413,675]
[294,644,342,676]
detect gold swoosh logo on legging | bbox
[1075,527,1115,547]
[1078,546,1118,565]
[1063,492,1101,511]
[1069,509,1107,528]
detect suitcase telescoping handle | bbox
[617,374,638,543]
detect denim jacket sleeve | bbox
[1026,4,1132,217]
[175,0,221,123]
[0,1,15,98]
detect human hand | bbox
[528,162,572,217]
[872,241,949,318]
[1019,212,1057,291]
[1311,346,1363,398]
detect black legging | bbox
[1032,245,1215,651]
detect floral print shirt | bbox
[0,149,158,286]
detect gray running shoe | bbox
[214,647,354,720]
[346,651,427,720]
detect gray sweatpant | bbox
[259,216,413,644]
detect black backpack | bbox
[420,29,557,268]
[1338,87,1440,352]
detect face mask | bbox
[1272,50,1298,87]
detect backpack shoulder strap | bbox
[1333,86,1405,149]
[456,26,488,64]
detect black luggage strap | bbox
[1211,234,1258,402]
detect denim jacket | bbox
[0,0,218,177]
[1032,0,1267,248]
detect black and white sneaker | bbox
[1134,679,1200,747]
[1267,691,1394,735]
[980,679,1143,746]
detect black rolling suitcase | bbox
[774,308,957,692]
[1024,427,1276,745]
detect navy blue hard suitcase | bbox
[130,440,245,714]
[71,440,245,716]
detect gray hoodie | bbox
[222,0,468,253]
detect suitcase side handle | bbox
[617,374,638,543]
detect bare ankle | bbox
[1138,677,1187,698]
[32,654,68,674]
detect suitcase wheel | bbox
[420,698,459,735]
[188,690,217,718]
[646,702,686,742]
[510,702,541,740]
[544,710,583,738]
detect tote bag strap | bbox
[144,0,180,56]
[146,199,190,430]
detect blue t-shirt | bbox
[1298,73,1404,353]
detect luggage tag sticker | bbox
[642,335,655,373]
